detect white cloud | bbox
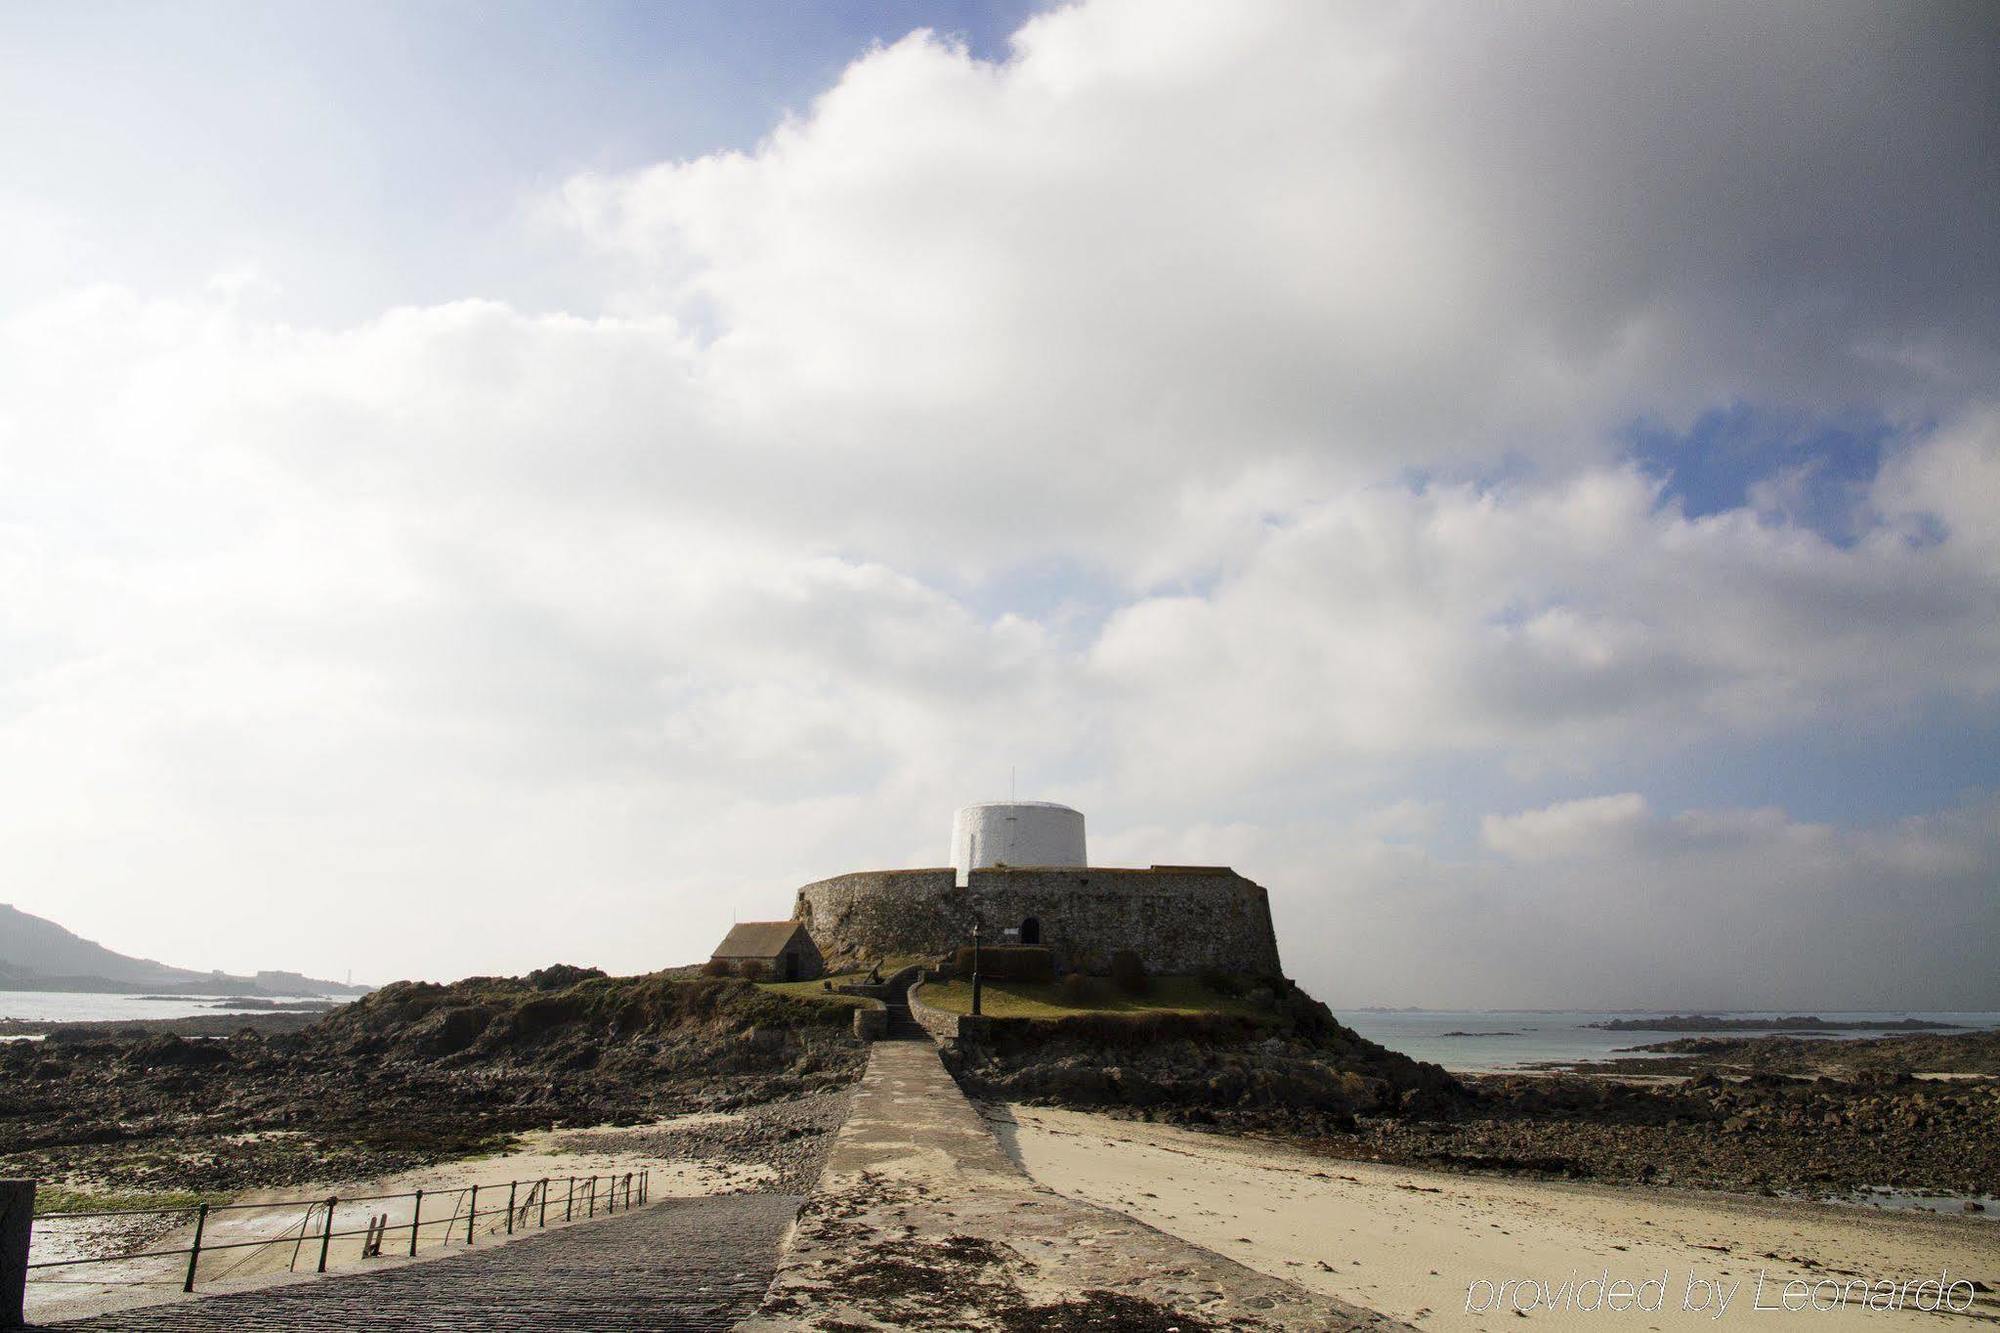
[1274,795,2000,1010]
[1083,447,2000,808]
[561,1,1998,572]
[1,1,1996,998]
[1353,800,1440,843]
[1480,794,1652,863]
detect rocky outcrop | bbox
[0,971,866,1194]
[1345,1068,2000,1196]
[1615,1029,2000,1075]
[943,984,1463,1134]
[1589,1014,1959,1033]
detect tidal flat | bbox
[8,973,1997,1329]
[953,1022,2000,1201]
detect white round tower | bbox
[950,801,1086,882]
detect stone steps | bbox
[881,999,929,1041]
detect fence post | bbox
[181,1201,208,1293]
[1,1180,33,1330]
[409,1188,422,1257]
[588,1176,596,1218]
[566,1177,575,1222]
[466,1185,477,1246]
[506,1181,517,1235]
[317,1196,337,1274]
[538,1179,548,1228]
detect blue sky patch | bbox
[1625,405,1907,546]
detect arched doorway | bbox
[1019,916,1041,946]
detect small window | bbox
[1019,916,1041,945]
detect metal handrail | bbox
[26,1169,647,1292]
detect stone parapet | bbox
[795,866,1282,978]
[905,980,961,1045]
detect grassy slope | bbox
[756,980,873,1008]
[755,955,933,1004]
[918,976,1265,1020]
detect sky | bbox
[2,0,1996,1009]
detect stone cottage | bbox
[710,920,824,981]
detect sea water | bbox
[0,990,330,1024]
[1333,1010,2000,1074]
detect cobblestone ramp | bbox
[36,1193,802,1332]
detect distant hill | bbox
[0,904,369,996]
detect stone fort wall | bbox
[793,866,1283,978]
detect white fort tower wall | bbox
[949,801,1086,883]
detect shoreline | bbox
[952,1025,2000,1201]
[998,1103,2000,1330]
[1,1011,329,1040]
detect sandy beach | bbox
[999,1105,2000,1331]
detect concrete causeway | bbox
[32,1193,800,1332]
[33,1040,1408,1330]
[746,1039,1408,1330]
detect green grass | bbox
[756,956,932,1007]
[34,1187,216,1216]
[916,975,1264,1020]
[754,977,874,1010]
[869,955,933,976]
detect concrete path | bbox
[745,1041,1410,1331]
[33,1193,801,1332]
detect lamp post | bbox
[971,922,983,1017]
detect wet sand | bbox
[1000,1105,2000,1331]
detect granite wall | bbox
[793,866,1283,978]
[905,979,962,1044]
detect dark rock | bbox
[0,970,867,1194]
